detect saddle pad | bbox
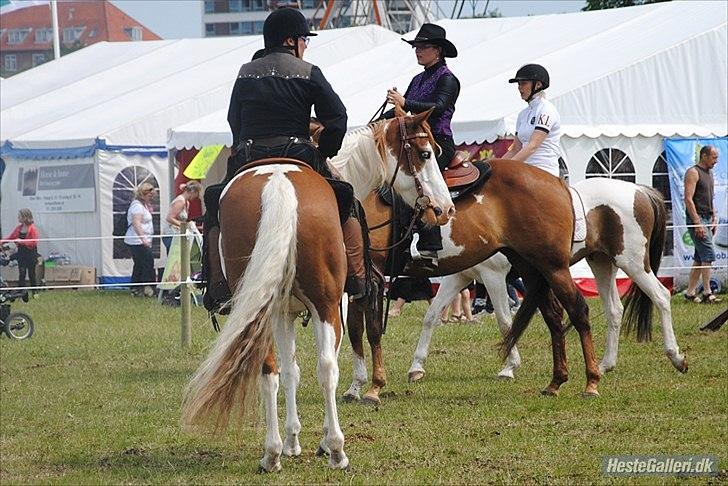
[570,186,587,243]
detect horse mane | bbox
[329,120,388,184]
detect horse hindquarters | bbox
[182,169,299,470]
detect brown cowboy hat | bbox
[402,23,457,58]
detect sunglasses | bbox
[412,43,437,50]
[300,36,310,47]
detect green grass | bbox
[1,291,726,484]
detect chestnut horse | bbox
[413,177,685,392]
[181,110,454,472]
[340,159,605,404]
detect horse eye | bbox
[420,151,431,160]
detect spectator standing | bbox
[684,145,722,304]
[2,208,40,294]
[163,181,202,253]
[125,183,157,297]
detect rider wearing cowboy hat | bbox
[203,7,368,312]
[383,23,461,270]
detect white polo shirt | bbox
[515,96,562,177]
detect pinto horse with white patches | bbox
[419,177,686,393]
[501,178,686,387]
[343,158,605,403]
[181,110,453,472]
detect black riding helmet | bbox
[509,64,549,101]
[263,7,317,49]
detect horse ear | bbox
[394,104,407,118]
[412,107,435,125]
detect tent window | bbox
[113,166,160,260]
[652,151,673,256]
[585,148,635,182]
[558,157,569,182]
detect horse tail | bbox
[499,274,549,361]
[623,186,666,342]
[182,170,298,432]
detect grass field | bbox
[1,290,726,484]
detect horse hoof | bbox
[496,370,515,381]
[408,370,425,383]
[329,453,349,470]
[282,445,301,457]
[316,446,329,457]
[541,387,559,397]
[581,390,600,398]
[361,394,381,406]
[342,392,360,403]
[257,462,282,473]
[675,356,688,374]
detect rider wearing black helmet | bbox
[203,8,367,313]
[502,63,562,178]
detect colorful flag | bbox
[183,144,224,179]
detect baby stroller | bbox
[0,243,35,339]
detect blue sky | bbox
[110,0,586,40]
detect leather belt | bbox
[251,136,304,146]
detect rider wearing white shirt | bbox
[502,64,562,178]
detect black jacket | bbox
[227,48,347,158]
[382,60,460,133]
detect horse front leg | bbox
[362,305,387,405]
[408,273,471,382]
[479,259,521,380]
[343,302,368,402]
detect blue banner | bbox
[664,137,728,268]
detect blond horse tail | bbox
[182,170,298,432]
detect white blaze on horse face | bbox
[419,143,454,219]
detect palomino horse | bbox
[343,158,606,403]
[414,177,686,392]
[181,110,454,472]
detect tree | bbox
[582,0,670,11]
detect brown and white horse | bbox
[181,110,454,472]
[409,177,686,393]
[343,160,599,403]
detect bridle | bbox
[368,116,441,252]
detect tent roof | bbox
[0,25,398,149]
[167,1,727,149]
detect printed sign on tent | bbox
[664,137,728,268]
[16,163,96,213]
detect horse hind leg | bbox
[275,313,302,457]
[407,272,471,383]
[313,304,349,470]
[617,257,687,373]
[587,256,623,375]
[259,347,283,473]
[538,288,569,396]
[547,269,600,397]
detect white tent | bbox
[166,1,727,279]
[170,1,726,167]
[0,25,399,282]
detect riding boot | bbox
[342,216,367,301]
[413,225,442,270]
[202,185,232,314]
